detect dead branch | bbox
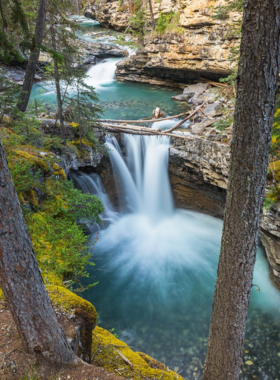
[164,103,205,133]
[116,350,133,369]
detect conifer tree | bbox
[202,0,280,378]
[17,0,47,112]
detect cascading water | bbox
[69,171,118,231]
[85,58,120,89]
[80,133,280,380]
[105,134,173,217]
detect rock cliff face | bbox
[85,0,241,86]
[169,134,280,284]
[84,1,131,31]
[169,136,229,218]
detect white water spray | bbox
[86,58,120,89]
[106,134,173,218]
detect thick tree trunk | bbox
[0,140,77,364]
[202,1,280,379]
[17,0,47,112]
[51,24,66,142]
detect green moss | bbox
[52,163,66,180]
[137,352,167,370]
[15,149,51,174]
[92,326,183,380]
[47,285,97,326]
[0,287,5,302]
[43,273,63,286]
[25,188,39,207]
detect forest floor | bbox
[0,300,125,380]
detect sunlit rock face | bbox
[84,1,131,31]
[84,0,241,84]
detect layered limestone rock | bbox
[39,121,106,176]
[84,1,131,31]
[169,133,280,284]
[169,136,229,218]
[83,0,242,85]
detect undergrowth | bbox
[0,114,105,292]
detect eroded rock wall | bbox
[84,0,241,85]
[169,134,280,284]
[169,136,229,218]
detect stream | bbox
[32,16,280,380]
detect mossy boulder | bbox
[47,286,97,362]
[91,326,183,380]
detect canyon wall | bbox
[85,0,241,86]
[169,135,280,285]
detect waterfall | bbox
[69,171,118,231]
[71,133,173,228]
[85,58,120,89]
[106,134,173,219]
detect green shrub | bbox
[155,11,184,34]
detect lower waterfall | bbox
[73,133,280,379]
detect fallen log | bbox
[164,103,205,133]
[103,125,160,136]
[102,123,196,140]
[97,111,190,125]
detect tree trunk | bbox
[147,0,155,29]
[17,0,47,112]
[51,23,66,142]
[0,139,77,364]
[77,87,82,147]
[202,1,280,379]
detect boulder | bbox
[84,5,96,20]
[200,92,216,104]
[172,94,191,101]
[183,83,211,97]
[189,96,204,105]
[203,101,223,117]
[191,119,215,135]
[191,123,206,135]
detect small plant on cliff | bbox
[155,11,174,34]
[128,0,146,39]
[212,0,244,87]
[154,12,184,35]
[212,0,243,20]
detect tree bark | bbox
[147,0,155,29]
[0,139,77,364]
[51,23,66,142]
[77,87,82,147]
[17,0,47,112]
[202,1,280,379]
